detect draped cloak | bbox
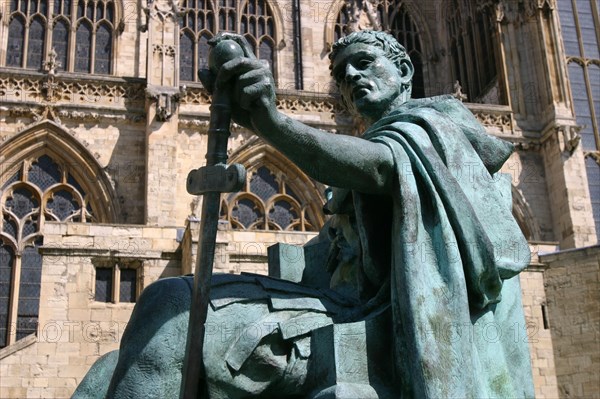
[345,95,535,398]
[205,95,536,398]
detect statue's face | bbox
[332,43,407,121]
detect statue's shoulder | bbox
[402,95,474,119]
[367,95,471,135]
[380,95,514,174]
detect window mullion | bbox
[67,3,77,72]
[592,0,600,51]
[569,0,599,149]
[113,264,120,303]
[570,0,586,58]
[581,64,600,149]
[22,17,30,68]
[473,21,484,93]
[136,263,143,301]
[194,36,199,82]
[6,255,22,346]
[262,198,269,231]
[44,1,56,64]
[90,25,97,73]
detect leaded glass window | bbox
[27,17,46,70]
[52,19,70,71]
[0,241,14,349]
[75,22,93,72]
[558,0,600,239]
[95,268,112,302]
[220,165,318,231]
[0,153,95,348]
[179,0,276,82]
[334,0,425,98]
[3,0,116,75]
[181,31,196,81]
[94,262,139,303]
[119,268,137,303]
[17,241,43,341]
[7,15,25,67]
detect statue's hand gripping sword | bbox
[181,36,247,399]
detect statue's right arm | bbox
[217,58,395,195]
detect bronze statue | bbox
[74,31,534,399]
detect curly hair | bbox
[329,30,413,97]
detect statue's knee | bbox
[139,276,193,310]
[119,276,193,353]
[108,278,193,397]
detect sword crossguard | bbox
[186,163,246,195]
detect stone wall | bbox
[541,246,600,398]
[520,244,562,399]
[0,222,181,399]
[182,218,318,276]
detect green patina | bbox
[74,31,535,399]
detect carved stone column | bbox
[541,122,598,248]
[143,0,184,225]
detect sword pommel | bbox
[209,40,245,74]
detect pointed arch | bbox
[0,120,119,349]
[511,186,541,242]
[224,137,327,231]
[0,120,120,223]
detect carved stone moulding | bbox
[467,103,514,131]
[0,104,145,128]
[512,139,542,152]
[144,0,183,22]
[180,86,212,105]
[0,69,146,110]
[180,86,350,123]
[146,85,186,121]
[153,44,177,58]
[495,0,556,24]
[540,123,582,155]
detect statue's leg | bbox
[106,276,192,398]
[72,350,119,399]
[203,303,310,399]
[102,276,310,398]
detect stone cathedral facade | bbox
[0,0,598,397]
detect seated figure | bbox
[74,31,535,398]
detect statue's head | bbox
[329,30,414,122]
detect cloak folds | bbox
[355,95,535,398]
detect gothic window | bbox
[446,0,501,103]
[334,0,425,98]
[179,0,276,82]
[220,165,318,231]
[4,0,116,74]
[6,15,26,67]
[75,21,93,72]
[0,154,96,348]
[52,19,69,71]
[558,0,600,238]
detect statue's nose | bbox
[345,64,361,82]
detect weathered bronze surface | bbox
[73,31,534,399]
